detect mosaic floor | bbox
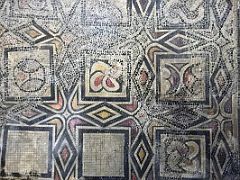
[0,0,239,179]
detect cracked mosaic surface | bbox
[0,0,239,179]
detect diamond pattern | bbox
[58,142,73,169]
[216,141,228,169]
[159,31,207,53]
[215,33,230,47]
[12,20,53,45]
[80,102,128,127]
[215,69,227,92]
[211,60,232,103]
[136,142,148,164]
[212,132,231,177]
[54,130,77,179]
[93,109,115,121]
[56,53,80,92]
[131,132,153,178]
[25,29,42,39]
[14,104,47,125]
[21,108,41,119]
[168,35,195,49]
[133,56,155,100]
[154,108,208,129]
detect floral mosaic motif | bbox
[156,53,210,104]
[155,130,210,179]
[156,0,210,29]
[89,61,123,92]
[81,51,131,102]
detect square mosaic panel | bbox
[80,51,131,102]
[155,129,210,179]
[155,53,210,104]
[1,126,53,178]
[77,128,130,179]
[0,0,239,179]
[3,46,56,101]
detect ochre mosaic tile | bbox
[0,0,239,179]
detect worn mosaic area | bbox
[0,0,239,179]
